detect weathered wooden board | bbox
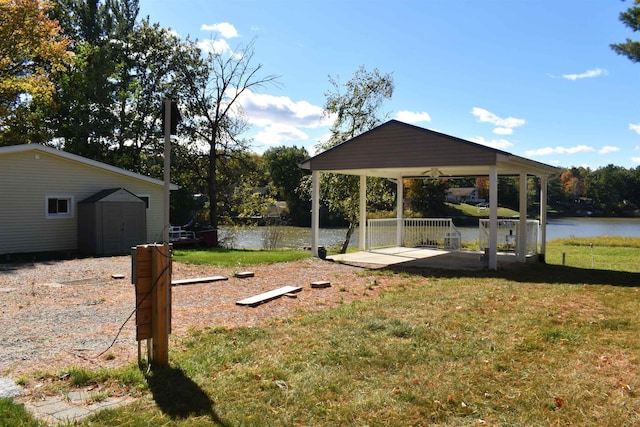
[236,286,302,307]
[234,271,255,278]
[310,281,331,288]
[171,276,228,286]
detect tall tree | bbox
[180,39,278,238]
[319,66,395,253]
[611,0,640,62]
[0,0,73,145]
[585,164,632,215]
[51,0,197,171]
[263,145,311,225]
[405,178,448,216]
[51,0,117,160]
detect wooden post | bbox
[151,244,170,366]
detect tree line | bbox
[2,0,640,252]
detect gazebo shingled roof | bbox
[300,119,559,178]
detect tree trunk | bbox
[208,146,218,244]
[340,221,356,254]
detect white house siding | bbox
[0,149,165,255]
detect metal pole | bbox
[161,100,172,367]
[163,99,171,244]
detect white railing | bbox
[478,219,539,256]
[368,218,461,250]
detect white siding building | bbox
[0,144,176,255]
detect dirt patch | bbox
[0,256,396,375]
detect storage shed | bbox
[78,188,147,255]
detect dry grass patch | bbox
[89,266,640,426]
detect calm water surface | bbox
[221,217,640,249]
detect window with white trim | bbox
[46,195,74,218]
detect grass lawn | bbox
[172,247,311,267]
[446,202,519,218]
[4,238,640,426]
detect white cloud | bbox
[471,107,525,134]
[632,157,640,164]
[562,68,609,81]
[253,124,309,146]
[629,123,640,135]
[238,90,331,128]
[493,127,513,135]
[395,111,431,124]
[197,38,231,55]
[598,145,620,155]
[468,136,514,150]
[201,22,238,38]
[232,90,333,147]
[525,145,595,156]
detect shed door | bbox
[102,203,145,254]
[121,204,145,250]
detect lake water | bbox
[220,217,640,249]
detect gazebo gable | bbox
[300,120,558,178]
[302,120,502,170]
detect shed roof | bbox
[0,144,179,189]
[79,188,145,204]
[300,120,559,178]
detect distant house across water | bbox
[445,187,482,204]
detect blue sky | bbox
[139,0,640,170]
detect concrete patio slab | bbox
[328,247,531,271]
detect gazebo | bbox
[299,120,560,270]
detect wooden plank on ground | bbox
[234,271,254,278]
[236,286,302,307]
[172,276,228,286]
[310,281,331,288]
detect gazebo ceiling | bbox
[300,120,560,179]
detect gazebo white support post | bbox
[539,175,548,262]
[311,171,320,257]
[359,175,367,251]
[489,167,498,270]
[518,172,527,262]
[396,177,403,247]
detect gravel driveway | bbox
[0,256,391,375]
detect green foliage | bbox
[231,181,277,220]
[584,164,640,215]
[405,178,448,216]
[0,0,73,145]
[263,145,311,225]
[611,1,640,62]
[549,165,640,216]
[52,1,200,175]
